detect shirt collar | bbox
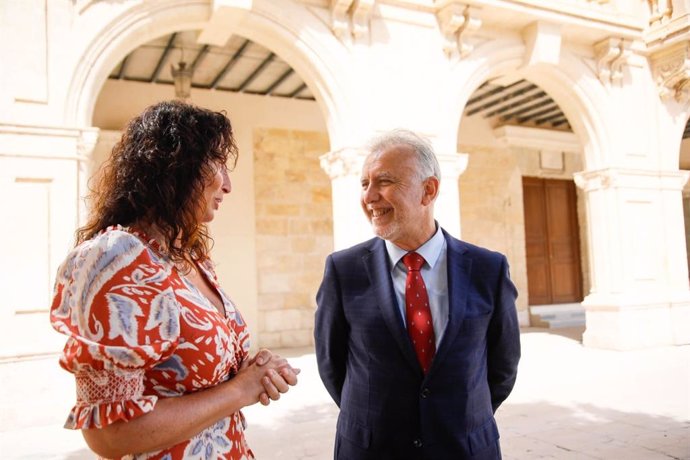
[385,223,445,271]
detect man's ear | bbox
[421,176,440,205]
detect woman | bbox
[50,100,299,459]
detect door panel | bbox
[523,177,583,305]
[523,178,551,305]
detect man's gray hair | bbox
[367,129,442,181]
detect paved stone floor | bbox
[1,327,688,459]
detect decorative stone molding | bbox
[320,147,367,179]
[77,128,101,158]
[0,124,98,161]
[436,2,481,58]
[647,0,674,27]
[331,0,354,39]
[352,0,376,39]
[493,125,582,153]
[651,41,690,103]
[330,0,375,40]
[437,152,470,179]
[198,1,254,47]
[594,37,630,85]
[574,168,690,192]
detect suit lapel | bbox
[363,239,420,373]
[428,231,472,375]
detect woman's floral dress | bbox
[50,225,254,459]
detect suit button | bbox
[413,439,423,448]
[421,388,430,398]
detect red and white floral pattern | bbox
[51,226,254,459]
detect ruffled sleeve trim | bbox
[65,395,158,430]
[64,368,158,430]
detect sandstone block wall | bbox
[459,144,590,316]
[254,128,332,348]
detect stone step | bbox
[530,303,585,329]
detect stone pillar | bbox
[574,167,690,349]
[0,124,97,357]
[435,152,469,238]
[77,128,100,225]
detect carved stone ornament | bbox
[77,128,100,158]
[574,168,690,192]
[651,41,690,103]
[352,0,375,39]
[594,37,630,85]
[647,0,673,27]
[436,2,481,59]
[331,0,354,39]
[320,148,367,180]
[574,169,611,192]
[330,0,375,40]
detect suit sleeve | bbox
[314,254,348,407]
[487,255,521,413]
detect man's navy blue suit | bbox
[315,229,521,460]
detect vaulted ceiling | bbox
[109,32,315,100]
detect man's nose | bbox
[362,184,378,203]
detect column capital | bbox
[437,152,469,180]
[574,168,690,192]
[593,37,631,86]
[651,40,690,103]
[319,147,368,180]
[77,127,100,158]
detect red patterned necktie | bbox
[403,252,436,373]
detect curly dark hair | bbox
[77,100,238,267]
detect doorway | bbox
[523,177,583,305]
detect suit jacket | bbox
[314,229,521,460]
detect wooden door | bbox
[523,177,583,305]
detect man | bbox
[314,129,521,460]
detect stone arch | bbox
[64,0,352,145]
[62,0,351,349]
[445,38,613,327]
[442,38,611,171]
[660,103,690,169]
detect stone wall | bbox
[458,144,529,316]
[459,142,589,319]
[254,128,332,348]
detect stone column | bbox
[76,128,100,225]
[574,167,690,349]
[435,152,469,238]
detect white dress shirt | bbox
[385,225,449,347]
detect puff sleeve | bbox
[50,229,181,429]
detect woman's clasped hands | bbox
[238,349,301,407]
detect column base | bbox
[582,293,690,350]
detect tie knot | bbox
[403,252,425,272]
